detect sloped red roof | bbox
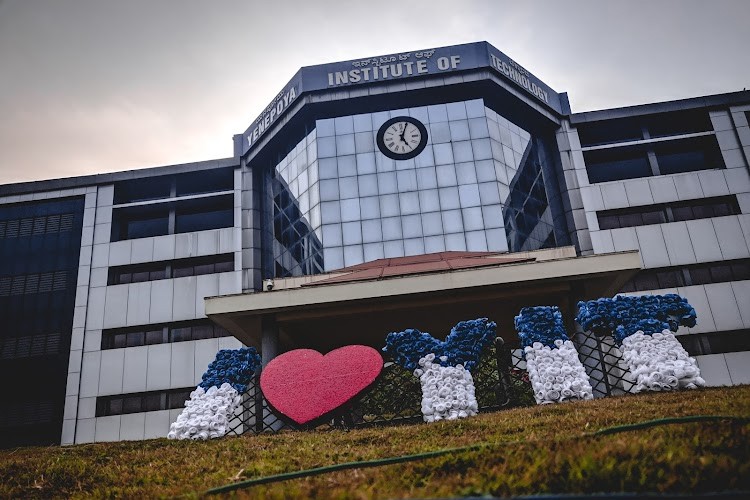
[301,251,534,287]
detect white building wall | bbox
[572,103,750,387]
[71,170,244,444]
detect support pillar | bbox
[261,315,279,367]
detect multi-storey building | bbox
[1,41,748,447]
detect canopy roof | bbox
[205,247,641,353]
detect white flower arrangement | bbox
[524,339,594,404]
[621,330,706,392]
[167,383,242,440]
[414,354,478,422]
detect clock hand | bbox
[399,124,409,144]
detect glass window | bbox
[671,206,694,222]
[359,196,381,220]
[399,192,420,215]
[688,267,711,285]
[401,215,422,238]
[356,153,376,175]
[342,222,363,245]
[383,240,405,258]
[145,329,163,345]
[438,187,460,211]
[444,233,467,251]
[416,167,438,190]
[377,172,398,194]
[123,395,142,414]
[323,247,344,270]
[449,120,470,141]
[336,135,356,156]
[127,331,145,347]
[455,162,478,185]
[358,175,378,197]
[343,245,363,267]
[478,182,501,205]
[709,265,733,283]
[143,393,162,412]
[654,136,725,174]
[436,165,458,188]
[317,137,336,158]
[334,115,354,135]
[427,104,448,123]
[419,189,441,213]
[363,242,384,262]
[584,147,652,183]
[362,219,383,243]
[353,114,372,133]
[108,399,123,415]
[452,141,474,163]
[320,201,342,224]
[403,238,425,256]
[175,168,234,197]
[577,117,642,147]
[442,209,464,233]
[112,333,127,349]
[379,194,400,218]
[126,216,169,240]
[424,235,446,253]
[396,170,418,192]
[458,184,481,208]
[472,138,493,160]
[414,145,436,168]
[433,143,454,165]
[318,158,338,179]
[421,212,443,236]
[340,199,360,222]
[462,207,484,231]
[338,177,359,200]
[381,217,403,240]
[175,207,232,234]
[446,102,468,121]
[465,231,488,251]
[337,155,357,177]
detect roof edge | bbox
[0,157,239,197]
[570,89,750,124]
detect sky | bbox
[0,0,749,185]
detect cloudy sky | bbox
[1,0,748,185]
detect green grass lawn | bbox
[1,386,749,498]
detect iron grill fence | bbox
[226,332,641,436]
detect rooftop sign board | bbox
[239,41,561,157]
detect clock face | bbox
[376,116,428,160]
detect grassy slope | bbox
[0,386,748,498]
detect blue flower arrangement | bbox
[514,306,569,349]
[515,306,568,347]
[198,347,262,393]
[575,294,696,344]
[383,318,496,371]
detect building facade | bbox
[1,41,748,447]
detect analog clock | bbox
[376,116,428,160]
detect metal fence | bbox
[226,332,637,436]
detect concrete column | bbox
[261,315,279,367]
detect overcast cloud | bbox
[1,0,748,184]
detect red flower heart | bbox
[260,345,383,426]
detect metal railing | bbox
[227,333,637,435]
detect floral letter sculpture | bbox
[514,306,594,404]
[168,347,261,440]
[575,294,705,392]
[383,318,496,422]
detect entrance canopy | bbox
[205,247,641,356]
